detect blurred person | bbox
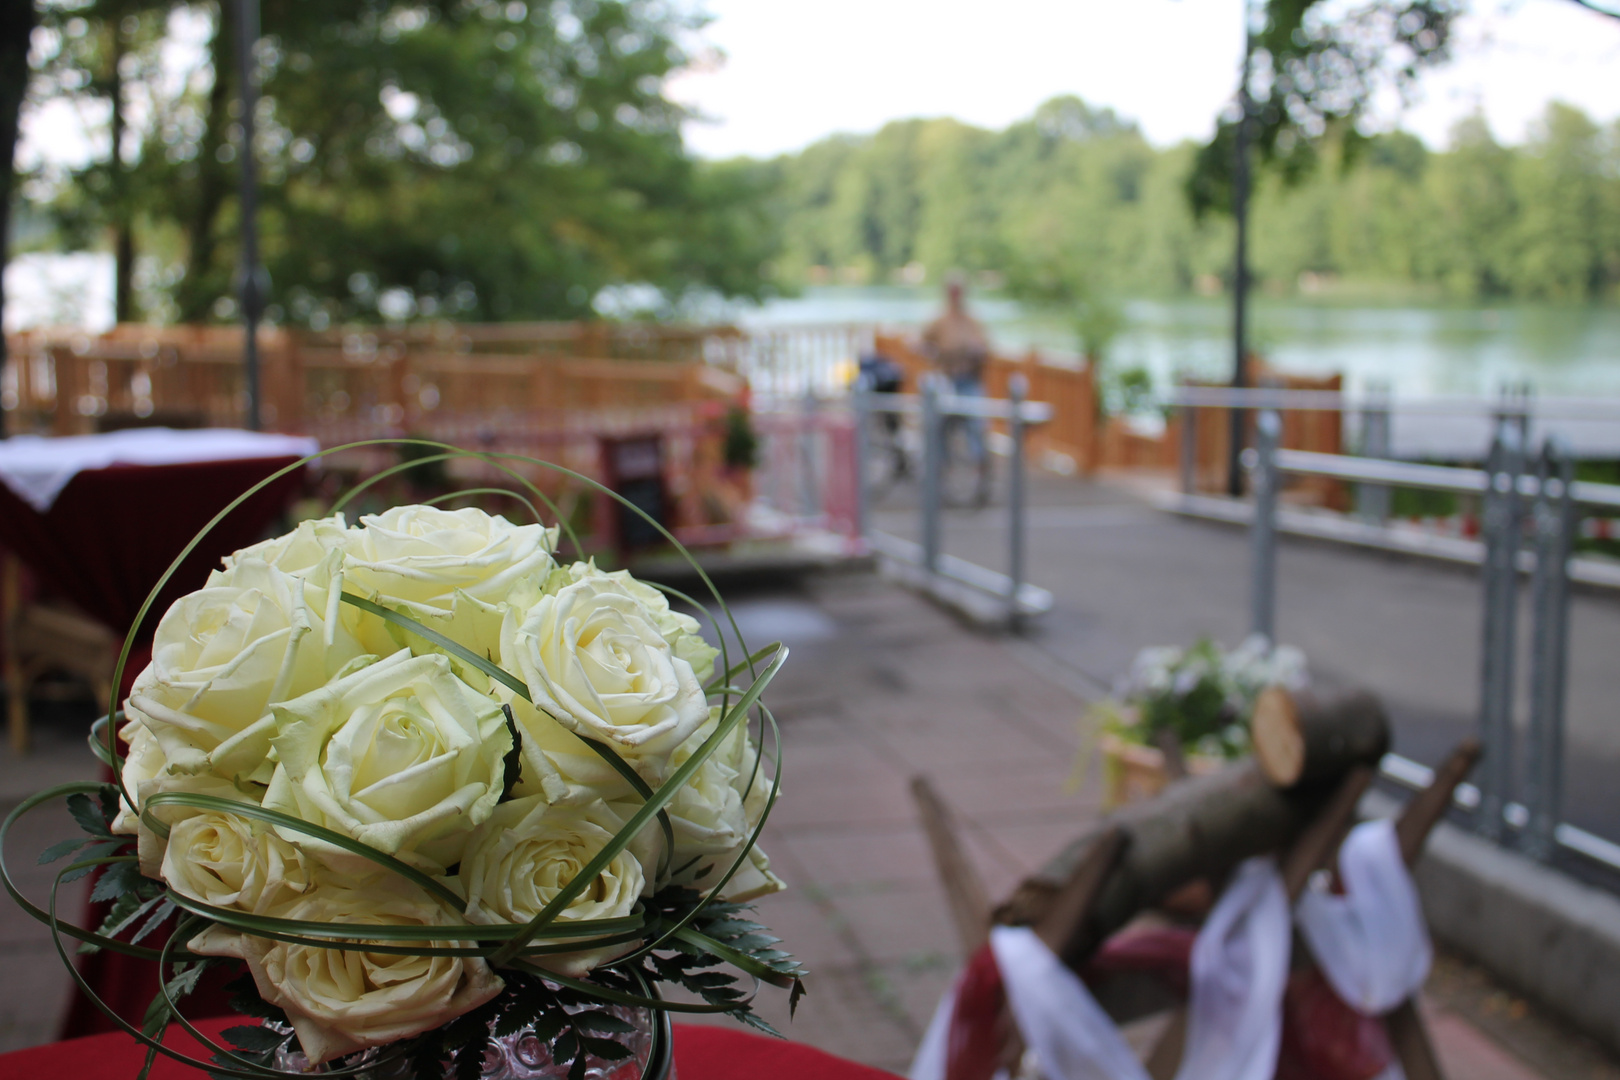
[919,275,992,503]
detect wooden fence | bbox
[869,333,1344,493]
[2,323,749,438]
[4,322,1350,507]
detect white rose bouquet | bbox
[1,446,800,1080]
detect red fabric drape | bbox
[0,1018,901,1079]
[0,455,309,637]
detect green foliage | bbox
[1186,0,1463,220]
[721,406,758,470]
[26,0,782,324]
[764,95,1620,305]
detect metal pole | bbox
[1179,400,1198,495]
[1008,374,1028,629]
[1226,13,1255,497]
[921,376,942,576]
[1523,437,1574,862]
[1357,379,1392,524]
[852,375,871,545]
[798,389,818,520]
[235,0,263,431]
[1477,419,1525,841]
[1249,408,1280,642]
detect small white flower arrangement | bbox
[1099,634,1309,761]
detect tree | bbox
[20,0,781,327]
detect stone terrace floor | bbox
[1,568,1617,1077]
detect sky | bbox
[667,0,1620,159]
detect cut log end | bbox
[1252,685,1305,787]
[1250,686,1390,789]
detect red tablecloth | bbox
[0,1017,898,1079]
[0,455,310,636]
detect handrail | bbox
[1166,386,1620,420]
[1267,448,1620,511]
[858,391,1054,424]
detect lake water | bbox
[738,286,1620,402]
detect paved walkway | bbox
[872,467,1620,857]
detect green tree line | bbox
[749,95,1620,305]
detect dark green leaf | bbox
[499,704,523,803]
[220,1025,291,1053]
[570,1011,634,1034]
[225,973,289,1025]
[130,899,176,945]
[98,892,166,940]
[37,837,90,865]
[789,978,807,1018]
[89,860,144,903]
[580,1036,634,1061]
[67,793,112,839]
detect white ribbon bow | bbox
[1296,818,1432,1016]
[911,857,1291,1080]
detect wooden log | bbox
[997,762,1337,968]
[911,775,992,954]
[1394,740,1481,867]
[1378,740,1480,1080]
[1280,766,1376,900]
[1251,686,1390,789]
[1034,826,1125,958]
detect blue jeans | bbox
[950,374,986,464]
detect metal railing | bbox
[1240,405,1620,872]
[853,374,1054,626]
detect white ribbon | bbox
[909,857,1291,1080]
[1296,818,1432,1016]
[992,925,1150,1080]
[1175,857,1291,1080]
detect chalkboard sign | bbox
[600,434,669,555]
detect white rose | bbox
[193,877,502,1065]
[263,651,511,872]
[216,514,355,581]
[503,697,641,806]
[343,505,558,615]
[562,563,720,684]
[126,557,367,784]
[161,812,312,915]
[132,770,264,881]
[501,572,708,780]
[111,722,167,836]
[459,795,652,977]
[666,710,783,902]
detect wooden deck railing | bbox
[2,323,747,437]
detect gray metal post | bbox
[1523,437,1575,861]
[1179,401,1198,495]
[1357,380,1392,524]
[798,390,819,520]
[921,376,942,576]
[851,375,871,544]
[1477,420,1525,841]
[235,0,263,430]
[1008,374,1028,628]
[1249,408,1281,643]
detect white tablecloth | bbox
[0,428,321,512]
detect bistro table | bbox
[0,1017,899,1079]
[0,427,321,632]
[0,428,320,749]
